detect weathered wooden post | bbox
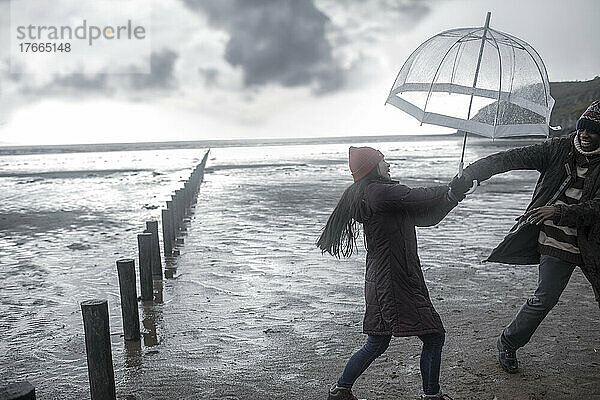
[145,220,162,277]
[137,233,153,301]
[81,299,116,400]
[161,208,173,259]
[200,151,209,181]
[191,170,199,198]
[0,381,35,400]
[166,200,177,248]
[176,189,186,226]
[187,180,193,206]
[183,186,191,221]
[116,259,140,341]
[171,193,180,232]
[184,182,191,210]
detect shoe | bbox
[328,383,358,400]
[420,390,454,399]
[497,336,519,373]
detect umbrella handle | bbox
[466,180,478,195]
[458,161,478,194]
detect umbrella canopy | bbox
[386,12,555,139]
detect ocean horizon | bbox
[0,132,548,156]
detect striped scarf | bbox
[537,136,600,264]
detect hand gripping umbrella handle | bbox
[458,161,478,195]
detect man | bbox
[452,100,600,373]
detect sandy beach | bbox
[1,137,599,399]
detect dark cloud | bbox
[184,0,344,94]
[393,1,430,19]
[130,49,178,90]
[18,50,178,97]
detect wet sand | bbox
[1,139,599,399]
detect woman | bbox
[317,146,461,400]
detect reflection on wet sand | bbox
[153,279,163,304]
[124,340,142,368]
[141,302,160,348]
[123,294,161,368]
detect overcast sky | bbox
[0,0,598,145]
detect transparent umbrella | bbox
[385,12,556,175]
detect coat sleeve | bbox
[553,188,600,228]
[463,138,561,183]
[370,183,457,227]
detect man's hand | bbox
[449,172,473,194]
[448,171,476,202]
[524,206,556,225]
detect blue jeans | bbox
[502,254,576,350]
[337,333,445,395]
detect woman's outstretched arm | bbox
[368,183,457,227]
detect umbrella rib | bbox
[450,41,463,86]
[517,38,552,128]
[493,29,552,113]
[423,27,484,119]
[385,34,439,109]
[488,30,503,138]
[489,29,529,50]
[507,34,517,106]
[462,13,491,163]
[466,13,491,121]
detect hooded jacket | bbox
[464,134,600,294]
[361,182,457,336]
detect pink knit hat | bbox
[348,146,384,182]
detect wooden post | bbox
[191,171,198,199]
[145,220,162,277]
[166,200,177,248]
[161,209,172,259]
[171,194,179,232]
[0,381,35,400]
[186,182,192,209]
[177,190,187,231]
[137,233,153,302]
[170,208,178,247]
[175,189,185,222]
[116,259,140,341]
[194,167,201,194]
[81,299,116,400]
[187,181,193,207]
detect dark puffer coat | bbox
[361,182,457,336]
[464,134,600,296]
